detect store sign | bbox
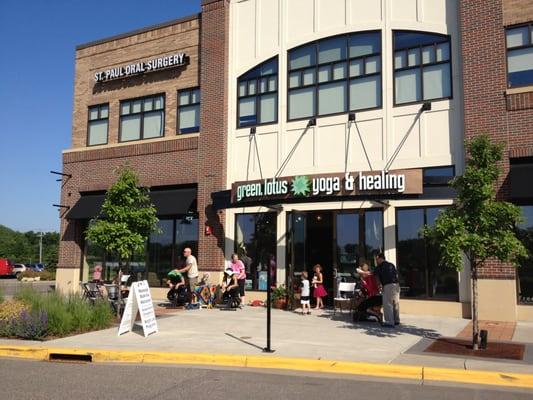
[94,53,187,82]
[231,169,423,204]
[118,280,158,337]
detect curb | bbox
[1,345,532,389]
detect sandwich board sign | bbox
[118,280,158,337]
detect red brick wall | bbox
[460,0,533,279]
[58,5,230,275]
[196,0,230,272]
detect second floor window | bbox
[87,104,109,146]
[394,31,452,105]
[506,23,533,87]
[120,94,165,142]
[237,57,278,128]
[178,88,200,134]
[288,31,382,121]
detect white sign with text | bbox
[118,280,158,337]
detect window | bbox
[517,205,533,304]
[87,104,109,146]
[423,166,455,186]
[288,31,382,120]
[396,206,458,300]
[237,57,278,127]
[119,94,165,142]
[178,88,200,134]
[506,23,533,87]
[235,213,277,291]
[394,31,452,105]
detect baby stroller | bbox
[352,276,383,323]
[167,285,189,307]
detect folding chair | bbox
[104,284,125,315]
[333,282,356,315]
[82,282,104,305]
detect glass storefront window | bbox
[235,213,277,291]
[396,206,458,300]
[517,205,533,304]
[336,213,359,275]
[85,215,199,288]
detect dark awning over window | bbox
[66,188,197,220]
[510,163,533,199]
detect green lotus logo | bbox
[291,176,311,196]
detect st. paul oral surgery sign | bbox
[94,53,187,82]
[231,169,423,204]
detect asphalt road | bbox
[0,358,530,400]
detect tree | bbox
[86,166,159,278]
[424,135,527,350]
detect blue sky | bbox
[0,0,201,233]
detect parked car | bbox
[12,263,27,279]
[0,258,14,277]
[26,263,45,272]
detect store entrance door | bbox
[306,212,334,304]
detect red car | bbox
[0,258,14,277]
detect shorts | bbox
[300,296,310,305]
[238,279,246,296]
[188,276,198,292]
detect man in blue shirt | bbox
[374,253,400,327]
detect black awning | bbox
[66,188,197,220]
[510,163,533,199]
[211,190,232,210]
[66,194,105,220]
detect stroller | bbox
[167,285,189,307]
[352,275,383,323]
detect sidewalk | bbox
[1,305,532,388]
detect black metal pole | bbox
[263,261,274,353]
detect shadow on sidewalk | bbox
[317,312,441,339]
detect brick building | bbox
[57,0,230,296]
[57,0,533,321]
[460,0,533,321]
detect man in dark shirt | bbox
[374,253,400,327]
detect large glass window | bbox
[394,31,452,105]
[517,205,533,304]
[506,23,533,87]
[396,206,458,300]
[146,216,199,288]
[237,57,278,127]
[178,88,200,134]
[235,213,277,291]
[288,31,382,120]
[119,94,165,142]
[87,104,109,146]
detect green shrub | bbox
[12,289,113,337]
[0,287,4,304]
[18,270,55,281]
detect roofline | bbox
[76,13,201,51]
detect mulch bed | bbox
[424,337,525,361]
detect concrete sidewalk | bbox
[1,305,532,376]
[2,304,533,390]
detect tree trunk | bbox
[471,261,479,351]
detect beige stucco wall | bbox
[477,279,518,322]
[55,268,82,295]
[517,305,533,321]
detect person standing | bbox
[312,264,327,309]
[177,247,199,302]
[374,253,400,327]
[229,253,246,305]
[300,271,311,315]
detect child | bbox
[300,271,311,315]
[312,264,327,309]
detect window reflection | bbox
[517,205,533,304]
[396,206,458,300]
[235,213,277,291]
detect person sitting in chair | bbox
[221,268,240,308]
[167,269,187,306]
